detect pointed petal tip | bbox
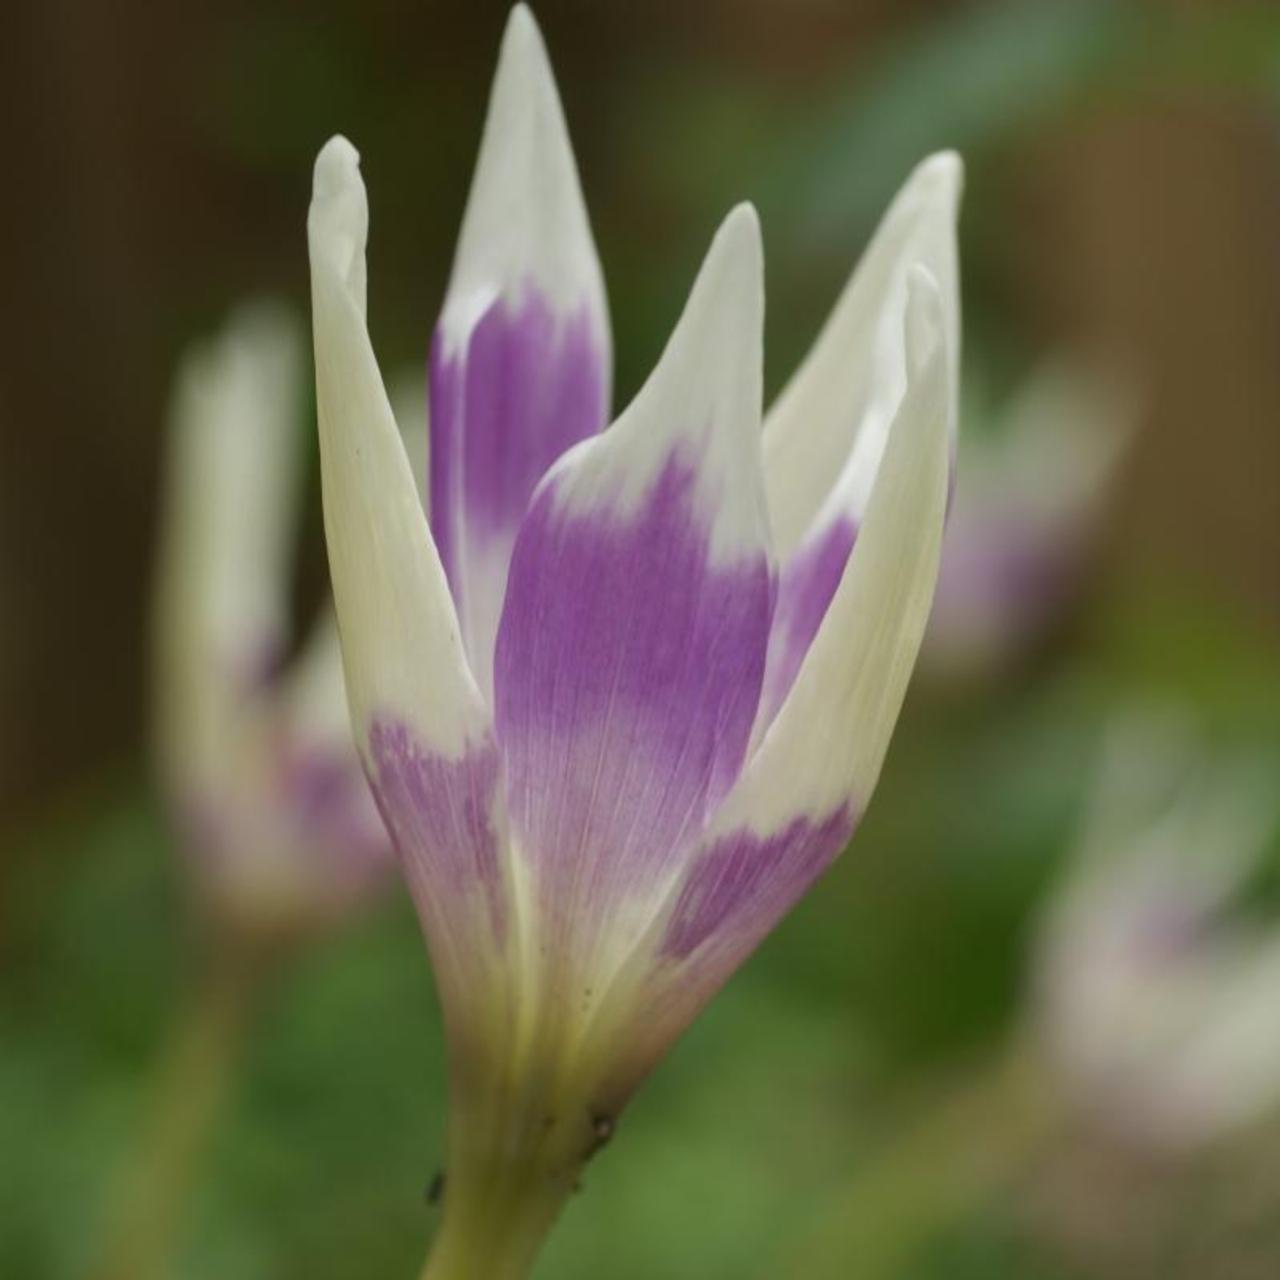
[717,201,763,266]
[635,201,766,544]
[911,150,964,207]
[313,135,361,201]
[541,197,768,564]
[309,135,367,277]
[496,2,553,95]
[687,202,764,330]
[917,148,963,185]
[641,202,762,438]
[445,0,604,324]
[504,3,543,50]
[490,4,561,147]
[724,198,762,237]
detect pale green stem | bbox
[418,1165,571,1280]
[87,946,263,1280]
[418,1027,610,1280]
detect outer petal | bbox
[430,5,610,704]
[309,138,507,988]
[756,153,961,730]
[493,205,774,980]
[763,152,961,550]
[153,302,303,796]
[624,270,952,1083]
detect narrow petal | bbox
[626,270,952,1077]
[493,205,774,977]
[753,514,859,737]
[153,303,304,793]
[755,153,961,729]
[309,137,507,985]
[430,4,610,703]
[764,152,961,552]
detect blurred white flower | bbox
[924,357,1134,681]
[1033,710,1280,1149]
[152,303,393,938]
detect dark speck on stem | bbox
[586,1112,615,1160]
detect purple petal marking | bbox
[661,806,856,960]
[367,719,507,941]
[757,516,857,732]
[279,744,392,883]
[429,287,608,679]
[603,803,858,1100]
[494,455,773,947]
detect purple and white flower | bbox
[308,5,958,1266]
[1034,711,1280,1149]
[154,304,392,937]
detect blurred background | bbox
[3,0,1280,1277]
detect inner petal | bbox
[430,287,608,702]
[494,453,773,969]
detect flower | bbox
[308,5,958,1270]
[924,356,1135,682]
[153,303,392,939]
[1033,711,1280,1149]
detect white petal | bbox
[308,136,489,759]
[600,274,952,1081]
[763,151,961,555]
[491,203,772,982]
[153,301,303,787]
[723,266,951,835]
[429,5,611,703]
[440,3,608,347]
[534,202,768,564]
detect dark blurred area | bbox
[3,1,1280,1277]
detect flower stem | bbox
[417,1042,605,1280]
[418,1170,569,1280]
[87,943,263,1280]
